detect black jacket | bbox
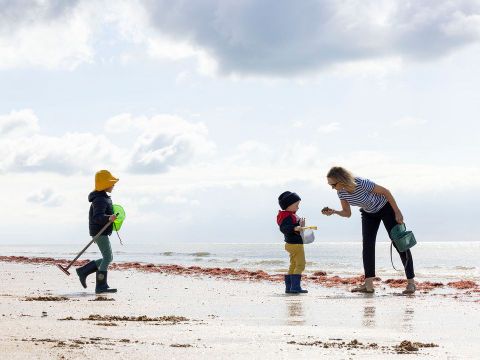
[277,211,303,244]
[88,191,114,236]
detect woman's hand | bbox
[300,217,305,227]
[108,214,117,222]
[321,207,335,216]
[394,210,404,224]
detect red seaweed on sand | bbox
[384,279,444,291]
[0,256,477,293]
[447,280,478,290]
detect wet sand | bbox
[0,257,479,359]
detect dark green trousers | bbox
[94,235,113,271]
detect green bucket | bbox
[390,223,416,252]
[112,204,126,231]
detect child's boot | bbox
[290,274,308,293]
[351,277,374,293]
[75,261,98,289]
[284,275,293,293]
[402,279,416,295]
[95,271,117,294]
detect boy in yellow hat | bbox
[76,170,119,294]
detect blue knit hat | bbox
[278,191,301,210]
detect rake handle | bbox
[63,218,115,271]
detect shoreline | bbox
[1,255,479,300]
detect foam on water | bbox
[1,241,478,282]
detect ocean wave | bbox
[454,266,476,270]
[190,252,211,257]
[248,260,285,266]
[206,258,240,264]
[159,252,175,256]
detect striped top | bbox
[337,177,387,213]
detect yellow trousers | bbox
[285,243,306,274]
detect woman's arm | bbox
[372,185,403,223]
[323,200,351,218]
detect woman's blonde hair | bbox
[327,166,356,192]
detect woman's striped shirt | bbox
[337,177,387,213]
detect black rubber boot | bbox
[75,261,98,289]
[284,274,293,293]
[95,271,117,294]
[290,274,308,293]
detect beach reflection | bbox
[285,299,305,325]
[402,304,415,332]
[362,301,376,328]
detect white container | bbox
[301,229,315,244]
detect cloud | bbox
[164,194,200,207]
[26,188,63,207]
[317,122,341,134]
[0,109,123,174]
[0,110,216,175]
[105,113,216,174]
[393,116,428,127]
[2,1,480,75]
[139,0,480,76]
[0,132,123,174]
[0,0,95,70]
[0,109,40,136]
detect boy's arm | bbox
[92,198,110,225]
[279,216,300,235]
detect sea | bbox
[1,241,478,282]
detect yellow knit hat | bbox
[95,170,119,191]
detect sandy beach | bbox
[1,257,479,359]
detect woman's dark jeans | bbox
[361,203,415,279]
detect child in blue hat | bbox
[277,191,308,294]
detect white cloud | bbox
[2,1,480,75]
[393,116,428,127]
[164,194,199,207]
[317,122,341,134]
[0,110,216,175]
[26,188,63,207]
[0,132,123,174]
[106,113,216,174]
[0,109,124,174]
[292,121,304,128]
[0,109,39,136]
[141,0,480,76]
[331,56,403,78]
[0,0,95,70]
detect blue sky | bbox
[0,0,479,244]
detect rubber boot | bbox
[284,275,293,294]
[75,261,98,289]
[290,274,308,294]
[402,279,416,295]
[351,277,374,293]
[95,271,117,294]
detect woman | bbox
[322,166,415,294]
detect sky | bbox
[0,0,479,245]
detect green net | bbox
[112,204,126,231]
